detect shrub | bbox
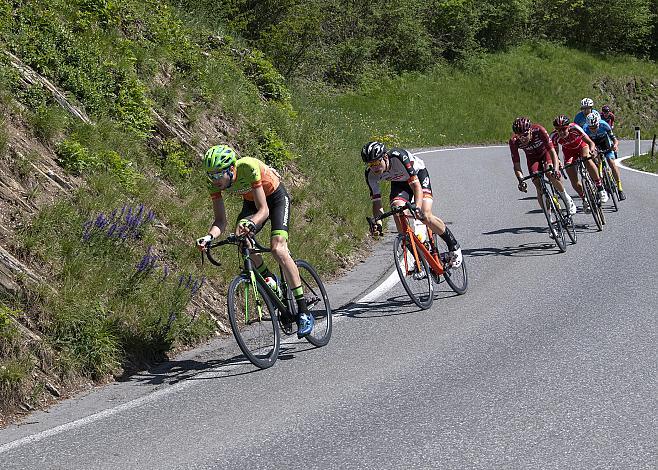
[56,138,96,174]
[243,50,291,103]
[159,138,192,180]
[259,129,294,169]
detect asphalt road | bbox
[1,142,655,469]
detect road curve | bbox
[0,142,655,469]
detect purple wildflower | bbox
[177,275,184,288]
[106,223,117,237]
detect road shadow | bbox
[124,354,260,386]
[337,296,423,319]
[483,226,548,236]
[463,242,562,258]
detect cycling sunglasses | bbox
[366,158,384,167]
[207,168,231,181]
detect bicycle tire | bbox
[295,260,332,347]
[541,191,566,252]
[554,190,577,244]
[227,275,280,369]
[603,167,619,212]
[394,233,434,309]
[582,175,603,231]
[433,234,468,295]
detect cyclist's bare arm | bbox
[249,185,270,227]
[583,133,596,155]
[209,197,227,239]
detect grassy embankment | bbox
[624,152,658,173]
[0,0,656,419]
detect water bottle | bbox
[264,275,283,300]
[413,219,428,243]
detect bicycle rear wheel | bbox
[542,191,566,252]
[227,275,280,369]
[582,174,603,231]
[433,234,468,295]
[394,233,434,309]
[294,260,332,347]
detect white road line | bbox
[1,145,486,454]
[617,155,658,177]
[414,145,507,155]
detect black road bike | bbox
[204,234,332,369]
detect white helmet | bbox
[580,97,594,108]
[586,112,600,127]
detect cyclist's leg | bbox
[415,170,461,255]
[236,200,266,268]
[267,185,314,336]
[389,181,411,232]
[528,158,545,210]
[563,149,583,197]
[606,150,623,190]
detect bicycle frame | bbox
[370,203,445,276]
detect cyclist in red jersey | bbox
[549,114,607,208]
[510,116,576,216]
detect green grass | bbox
[624,152,658,173]
[300,42,658,147]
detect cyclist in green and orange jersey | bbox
[195,144,314,337]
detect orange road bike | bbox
[367,202,467,310]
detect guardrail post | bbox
[634,126,641,156]
[652,133,656,163]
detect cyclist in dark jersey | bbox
[362,141,462,267]
[195,145,314,337]
[509,117,577,218]
[600,105,615,129]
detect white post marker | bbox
[634,126,641,156]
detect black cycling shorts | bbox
[389,168,433,203]
[237,184,290,240]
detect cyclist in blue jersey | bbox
[574,98,600,128]
[583,113,626,201]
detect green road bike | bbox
[204,234,332,369]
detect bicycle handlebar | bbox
[520,165,556,182]
[366,201,420,232]
[203,233,271,266]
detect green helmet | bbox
[203,145,237,172]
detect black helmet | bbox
[361,141,387,163]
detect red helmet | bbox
[602,105,611,113]
[553,114,570,128]
[512,117,531,134]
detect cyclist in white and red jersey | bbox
[549,114,607,207]
[509,116,577,216]
[362,141,463,267]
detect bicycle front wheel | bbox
[295,260,332,347]
[227,275,280,369]
[394,233,434,309]
[542,191,566,252]
[582,175,603,231]
[555,191,577,244]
